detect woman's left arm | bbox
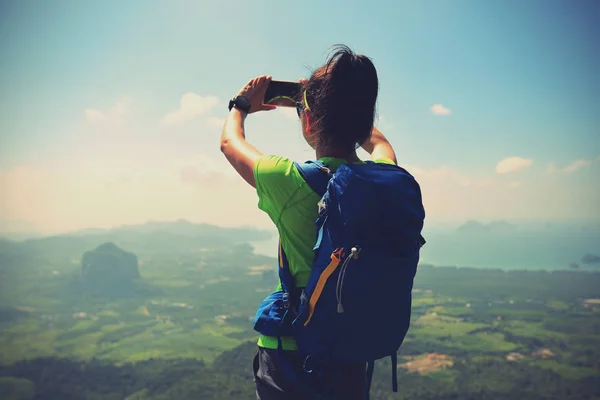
[220,75,275,188]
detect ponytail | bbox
[305,45,378,153]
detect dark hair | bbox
[303,44,378,153]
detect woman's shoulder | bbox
[372,157,396,166]
[254,155,309,192]
[254,155,315,218]
[254,155,299,178]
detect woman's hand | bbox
[236,75,277,114]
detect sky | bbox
[0,0,599,234]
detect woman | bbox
[220,45,398,399]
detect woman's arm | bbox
[220,108,262,188]
[360,126,398,164]
[220,75,276,188]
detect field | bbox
[0,222,599,399]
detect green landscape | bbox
[0,220,599,399]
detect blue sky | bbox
[1,0,599,233]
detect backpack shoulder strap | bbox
[276,240,332,400]
[294,160,333,197]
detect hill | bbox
[456,220,518,235]
[0,220,273,266]
[81,242,140,297]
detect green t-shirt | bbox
[253,155,395,350]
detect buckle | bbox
[318,165,332,177]
[282,292,290,309]
[300,290,308,304]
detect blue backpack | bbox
[253,159,426,400]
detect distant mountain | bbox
[0,219,44,240]
[81,242,140,297]
[487,220,518,232]
[64,219,272,241]
[456,220,490,234]
[2,220,273,258]
[581,253,600,264]
[0,232,45,241]
[456,220,517,234]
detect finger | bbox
[261,76,271,89]
[253,76,267,91]
[299,78,308,85]
[260,104,277,111]
[240,78,256,94]
[257,77,271,94]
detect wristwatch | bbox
[228,95,251,113]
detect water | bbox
[249,225,600,271]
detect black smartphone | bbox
[263,80,301,107]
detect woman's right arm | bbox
[360,127,398,165]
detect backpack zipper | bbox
[336,246,360,313]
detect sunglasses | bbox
[295,90,311,118]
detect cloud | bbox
[508,181,522,190]
[4,151,600,234]
[84,94,134,123]
[564,159,592,173]
[162,93,220,126]
[172,154,230,173]
[546,157,597,174]
[400,161,600,223]
[179,165,227,188]
[174,154,239,188]
[207,116,225,128]
[84,109,105,121]
[401,164,527,222]
[406,165,493,188]
[431,104,452,116]
[0,154,268,234]
[495,157,533,174]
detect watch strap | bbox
[228,95,251,112]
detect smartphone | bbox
[263,80,301,107]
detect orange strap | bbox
[304,249,344,326]
[279,242,283,268]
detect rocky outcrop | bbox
[81,242,139,296]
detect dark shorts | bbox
[252,347,366,400]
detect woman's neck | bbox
[316,148,361,163]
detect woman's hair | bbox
[303,44,379,153]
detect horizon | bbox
[1,1,599,233]
[3,216,600,239]
[2,217,600,275]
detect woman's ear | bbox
[304,111,312,134]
